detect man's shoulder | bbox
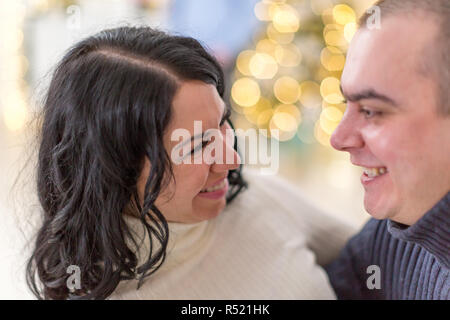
[341,217,403,264]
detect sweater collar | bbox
[387,192,450,269]
[124,214,214,270]
[167,219,212,254]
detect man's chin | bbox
[365,207,387,220]
[364,193,396,220]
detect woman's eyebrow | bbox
[175,132,204,151]
[174,103,230,152]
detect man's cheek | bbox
[364,126,392,159]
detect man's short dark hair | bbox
[359,0,449,116]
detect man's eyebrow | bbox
[340,84,398,106]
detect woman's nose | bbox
[211,129,241,172]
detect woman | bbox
[27,26,347,300]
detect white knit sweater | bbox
[110,170,356,299]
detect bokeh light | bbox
[243,97,272,124]
[314,121,331,147]
[272,4,300,33]
[257,108,274,128]
[231,78,261,107]
[236,50,255,76]
[233,0,360,150]
[274,43,302,67]
[320,46,345,71]
[320,106,343,135]
[3,97,28,131]
[1,1,29,132]
[272,112,298,132]
[249,52,278,79]
[273,76,300,104]
[320,77,344,104]
[332,4,356,25]
[266,23,294,44]
[274,103,301,123]
[310,0,333,16]
[344,22,357,42]
[270,117,298,141]
[254,1,273,21]
[323,24,346,47]
[321,7,335,25]
[299,81,321,108]
[256,38,277,56]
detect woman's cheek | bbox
[176,163,211,195]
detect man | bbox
[325,0,450,299]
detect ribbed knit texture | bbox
[109,171,356,299]
[325,192,450,300]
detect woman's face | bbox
[137,81,241,223]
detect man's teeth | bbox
[201,180,226,193]
[364,167,388,178]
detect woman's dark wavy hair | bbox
[26,26,246,300]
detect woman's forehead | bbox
[170,81,225,131]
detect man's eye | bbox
[360,108,381,119]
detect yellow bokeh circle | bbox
[332,4,356,25]
[267,23,295,44]
[344,22,357,42]
[236,50,255,76]
[249,52,278,79]
[272,4,300,33]
[231,78,261,107]
[299,81,321,108]
[273,76,300,104]
[320,46,345,71]
[320,77,344,104]
[274,44,302,67]
[244,97,272,124]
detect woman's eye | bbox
[191,140,209,155]
[220,109,231,126]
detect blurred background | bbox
[0,0,377,298]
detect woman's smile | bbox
[197,178,229,200]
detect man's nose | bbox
[330,109,364,152]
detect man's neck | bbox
[393,189,450,226]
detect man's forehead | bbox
[342,16,436,94]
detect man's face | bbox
[331,15,450,225]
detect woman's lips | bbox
[197,179,228,200]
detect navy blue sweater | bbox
[325,192,450,300]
